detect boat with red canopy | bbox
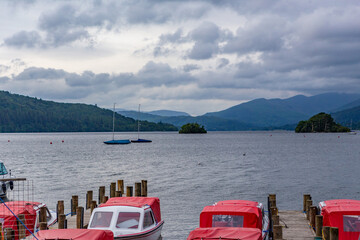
[188,200,269,240]
[319,199,360,240]
[88,197,164,240]
[31,229,114,240]
[187,227,262,240]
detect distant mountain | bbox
[332,106,360,129]
[0,91,177,132]
[148,110,190,117]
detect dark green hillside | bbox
[0,91,177,132]
[332,106,360,130]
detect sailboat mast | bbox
[112,103,116,140]
[137,104,140,139]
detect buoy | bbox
[338,136,340,138]
[62,140,64,143]
[50,142,52,144]
[8,140,10,142]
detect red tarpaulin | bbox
[187,227,262,240]
[321,199,360,240]
[100,197,162,223]
[0,201,40,239]
[200,200,262,230]
[32,229,114,240]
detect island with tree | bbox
[179,123,207,134]
[295,112,350,133]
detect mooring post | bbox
[110,182,116,198]
[103,196,109,203]
[39,222,47,230]
[310,206,317,228]
[330,227,338,240]
[0,223,3,239]
[99,186,105,204]
[141,180,147,197]
[117,180,124,195]
[86,191,93,209]
[91,200,97,214]
[269,194,276,208]
[135,182,141,197]
[115,190,122,197]
[270,207,278,217]
[315,215,323,237]
[71,195,78,216]
[40,206,47,223]
[323,226,330,240]
[57,200,64,222]
[76,206,84,229]
[273,225,283,239]
[272,215,280,225]
[4,228,13,240]
[303,194,311,212]
[306,199,313,220]
[17,214,26,239]
[59,214,66,229]
[126,186,133,197]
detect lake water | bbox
[0,131,359,239]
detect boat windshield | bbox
[116,212,140,229]
[90,212,114,228]
[212,215,244,227]
[0,163,8,175]
[343,215,360,232]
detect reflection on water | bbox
[0,131,359,239]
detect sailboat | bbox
[131,104,152,143]
[104,103,131,144]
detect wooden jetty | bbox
[278,210,315,239]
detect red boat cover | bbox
[32,229,114,240]
[187,227,262,240]
[321,199,360,240]
[0,201,40,239]
[100,197,161,223]
[200,200,262,230]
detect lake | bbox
[1,131,359,239]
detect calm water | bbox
[1,131,359,239]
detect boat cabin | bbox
[319,199,360,240]
[88,197,162,238]
[32,229,114,240]
[187,227,262,240]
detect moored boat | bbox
[319,199,360,240]
[0,161,14,197]
[31,229,114,240]
[187,227,262,240]
[88,197,164,240]
[188,200,269,240]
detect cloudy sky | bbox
[0,0,359,115]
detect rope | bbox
[0,197,39,240]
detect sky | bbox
[0,0,359,116]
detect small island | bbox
[295,112,350,133]
[179,123,207,134]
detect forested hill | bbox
[0,91,177,132]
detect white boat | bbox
[88,197,164,240]
[0,161,14,197]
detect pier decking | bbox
[279,210,315,239]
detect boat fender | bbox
[10,181,14,190]
[1,183,6,193]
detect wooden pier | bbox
[278,210,315,239]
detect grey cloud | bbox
[183,64,201,72]
[0,65,10,73]
[0,76,10,82]
[188,42,219,60]
[4,31,42,48]
[159,29,184,44]
[217,58,229,69]
[15,67,66,80]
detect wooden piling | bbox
[273,225,283,239]
[91,200,97,214]
[126,186,133,197]
[86,191,93,209]
[269,194,276,208]
[323,226,330,240]
[17,214,26,239]
[330,227,338,240]
[115,190,122,197]
[117,180,124,194]
[309,206,317,228]
[40,206,47,223]
[306,199,312,220]
[110,182,116,198]
[103,196,109,203]
[99,186,105,204]
[315,215,323,237]
[4,228,13,240]
[76,206,84,229]
[58,214,66,229]
[39,222,47,230]
[57,200,64,221]
[272,215,280,225]
[270,207,278,217]
[135,182,141,197]
[141,180,147,197]
[71,195,78,215]
[0,223,3,240]
[303,194,311,212]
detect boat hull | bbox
[114,221,164,240]
[104,140,131,144]
[131,139,152,143]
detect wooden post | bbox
[269,194,276,208]
[103,196,109,203]
[315,215,323,237]
[141,180,147,197]
[91,200,97,214]
[272,215,280,225]
[135,182,141,197]
[330,227,338,240]
[110,182,116,198]
[57,200,64,222]
[72,195,78,215]
[273,225,283,239]
[270,207,278,217]
[115,190,122,197]
[306,199,312,220]
[4,228,13,240]
[40,206,47,223]
[86,191,93,209]
[310,206,317,228]
[117,180,124,194]
[303,194,311,212]
[323,226,330,240]
[99,186,105,204]
[126,186,133,197]
[76,206,84,229]
[58,214,66,229]
[39,222,47,230]
[18,214,26,239]
[0,223,3,240]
